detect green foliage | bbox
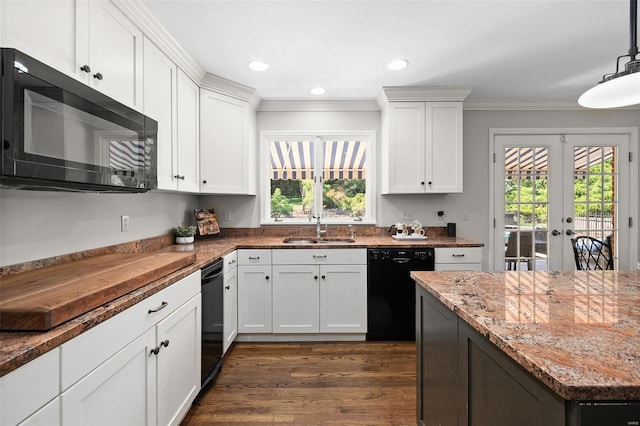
[170,225,197,237]
[270,188,293,217]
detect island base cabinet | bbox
[417,285,565,426]
[61,328,157,426]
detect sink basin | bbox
[282,237,356,245]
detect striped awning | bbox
[270,140,366,180]
[505,146,614,174]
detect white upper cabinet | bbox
[175,70,201,192]
[380,87,471,194]
[82,1,144,110]
[143,37,179,191]
[1,0,80,79]
[200,89,255,195]
[1,0,144,111]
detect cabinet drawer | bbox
[435,247,481,264]
[435,263,482,271]
[238,249,271,265]
[61,270,200,390]
[223,251,238,274]
[0,348,60,426]
[272,248,366,265]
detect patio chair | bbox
[571,235,613,270]
[505,231,534,270]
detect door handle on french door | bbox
[566,229,575,236]
[551,230,561,236]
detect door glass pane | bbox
[269,140,314,220]
[504,147,548,271]
[321,140,367,220]
[572,146,618,269]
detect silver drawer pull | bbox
[148,301,168,314]
[229,259,236,264]
[452,254,466,257]
[248,256,260,260]
[313,255,327,259]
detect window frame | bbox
[260,130,376,225]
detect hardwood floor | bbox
[182,342,416,425]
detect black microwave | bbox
[1,48,157,192]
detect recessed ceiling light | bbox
[248,60,270,72]
[310,87,326,95]
[387,59,409,71]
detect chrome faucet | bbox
[348,224,355,240]
[315,215,327,239]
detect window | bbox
[261,131,375,224]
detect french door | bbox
[492,129,636,271]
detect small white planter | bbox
[175,236,194,244]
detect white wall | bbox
[0,189,198,266]
[200,106,640,270]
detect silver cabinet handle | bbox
[313,255,327,259]
[148,301,168,314]
[249,256,260,260]
[452,254,466,257]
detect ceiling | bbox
[143,0,633,103]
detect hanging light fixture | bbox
[578,0,640,108]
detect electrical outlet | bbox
[462,209,469,220]
[224,210,231,221]
[401,211,412,220]
[121,215,129,232]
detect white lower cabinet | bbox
[61,328,157,426]
[18,398,60,426]
[0,348,60,426]
[269,249,367,335]
[223,251,238,354]
[156,296,201,426]
[237,265,272,333]
[58,270,201,426]
[434,247,482,271]
[272,265,320,333]
[319,264,367,333]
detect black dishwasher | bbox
[367,248,435,341]
[200,259,224,391]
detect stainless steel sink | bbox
[282,237,356,245]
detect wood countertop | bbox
[0,233,482,377]
[411,270,640,401]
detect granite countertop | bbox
[0,232,482,377]
[411,270,640,401]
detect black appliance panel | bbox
[1,48,157,192]
[200,259,224,390]
[367,248,435,341]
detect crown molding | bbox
[380,86,473,102]
[258,100,380,112]
[464,100,640,111]
[112,0,205,83]
[200,73,257,104]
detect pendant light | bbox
[578,0,640,108]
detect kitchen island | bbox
[412,270,640,426]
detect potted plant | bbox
[171,225,197,244]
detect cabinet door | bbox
[176,70,200,192]
[156,295,201,426]
[87,1,143,110]
[61,328,157,426]
[386,102,426,193]
[272,265,320,333]
[426,102,463,193]
[144,37,178,191]
[200,90,250,194]
[237,266,272,333]
[1,0,83,80]
[18,398,60,426]
[319,264,367,333]
[223,266,238,355]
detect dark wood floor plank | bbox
[182,341,416,425]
